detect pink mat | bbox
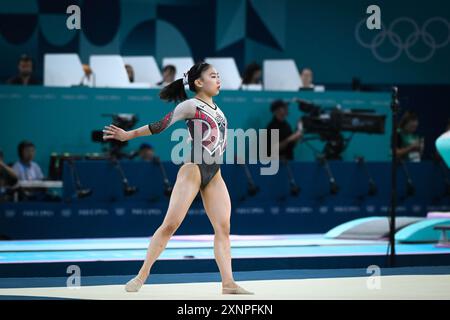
[427,212,450,219]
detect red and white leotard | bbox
[148,97,228,162]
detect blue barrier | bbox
[0,161,449,239]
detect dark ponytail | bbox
[158,61,211,103]
[159,78,187,103]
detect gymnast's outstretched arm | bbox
[103,99,196,141]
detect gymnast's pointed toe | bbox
[125,277,144,292]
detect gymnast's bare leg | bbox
[200,169,253,294]
[125,163,201,292]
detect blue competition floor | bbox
[1,234,450,264]
[1,234,450,280]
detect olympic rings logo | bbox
[355,17,450,63]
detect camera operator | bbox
[137,143,155,162]
[396,111,424,162]
[266,100,303,160]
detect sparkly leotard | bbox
[148,97,227,189]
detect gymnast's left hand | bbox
[102,124,131,142]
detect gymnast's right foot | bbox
[125,274,147,292]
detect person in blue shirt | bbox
[12,141,49,201]
[12,141,44,181]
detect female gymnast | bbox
[103,61,253,295]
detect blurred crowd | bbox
[5,55,321,91]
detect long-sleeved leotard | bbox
[147,99,196,134]
[148,98,228,157]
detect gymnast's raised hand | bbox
[103,124,132,142]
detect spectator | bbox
[241,62,262,86]
[138,143,155,162]
[7,54,40,85]
[0,149,18,202]
[266,100,302,161]
[12,141,58,201]
[125,64,135,83]
[80,64,94,87]
[299,68,314,90]
[157,65,176,86]
[396,111,424,162]
[12,141,44,181]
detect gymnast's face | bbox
[195,66,221,97]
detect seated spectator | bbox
[0,149,18,202]
[157,65,176,86]
[80,64,94,87]
[12,141,60,201]
[125,64,135,83]
[396,111,424,162]
[266,100,303,161]
[299,68,314,90]
[12,141,44,181]
[138,143,155,162]
[241,62,262,87]
[299,67,325,92]
[7,54,40,85]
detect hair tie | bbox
[183,72,189,85]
